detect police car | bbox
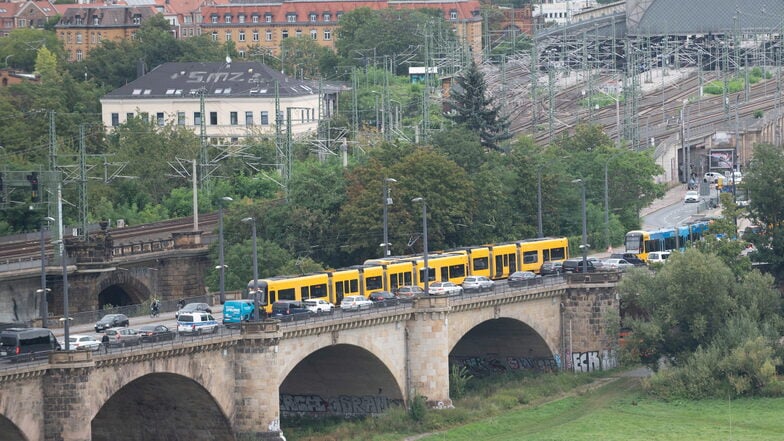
[176,312,219,335]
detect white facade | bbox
[533,0,599,25]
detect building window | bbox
[260,111,269,125]
[265,14,272,23]
[282,30,288,39]
[324,29,331,40]
[323,13,331,22]
[211,15,218,23]
[76,49,83,61]
[140,112,149,122]
[75,16,82,25]
[126,113,134,121]
[210,112,218,125]
[336,12,343,20]
[133,15,141,25]
[111,113,119,126]
[295,29,302,38]
[450,10,457,20]
[91,33,96,44]
[310,29,317,40]
[178,112,185,125]
[245,111,253,126]
[224,15,231,24]
[238,50,245,58]
[238,14,245,23]
[265,30,272,41]
[184,16,192,24]
[230,112,238,125]
[76,33,82,43]
[225,31,231,41]
[194,112,201,126]
[252,15,259,23]
[157,112,165,126]
[93,15,99,25]
[309,13,317,22]
[211,31,218,41]
[286,14,296,23]
[239,31,245,41]
[252,30,259,41]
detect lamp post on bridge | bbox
[572,179,589,271]
[38,216,55,327]
[241,217,260,321]
[382,177,397,257]
[412,197,429,295]
[217,196,233,305]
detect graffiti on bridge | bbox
[280,394,404,417]
[451,355,559,376]
[571,349,617,373]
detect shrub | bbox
[449,364,473,399]
[754,110,764,119]
[409,394,427,422]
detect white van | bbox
[177,312,219,335]
[647,251,671,265]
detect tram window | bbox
[310,284,327,299]
[420,267,435,282]
[404,273,412,285]
[550,247,566,260]
[473,257,489,270]
[509,255,517,272]
[543,249,551,261]
[449,264,466,278]
[349,280,359,293]
[278,288,295,301]
[301,286,310,298]
[336,283,345,297]
[440,267,448,281]
[366,276,382,290]
[269,291,276,303]
[523,251,538,264]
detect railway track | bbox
[0,213,219,264]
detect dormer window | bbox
[309,13,317,22]
[224,15,232,24]
[265,13,272,23]
[75,15,82,25]
[323,13,331,22]
[211,15,218,23]
[238,14,245,23]
[133,14,141,25]
[449,10,457,20]
[286,13,296,23]
[93,15,99,25]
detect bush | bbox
[409,394,427,422]
[449,364,473,399]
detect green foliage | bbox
[449,365,474,399]
[445,60,511,151]
[744,143,784,277]
[0,28,64,72]
[409,394,427,422]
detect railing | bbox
[112,238,176,257]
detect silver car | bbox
[461,276,495,293]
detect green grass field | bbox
[416,377,784,441]
[286,371,784,441]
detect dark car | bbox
[270,301,313,321]
[95,314,130,333]
[539,261,563,276]
[0,328,60,361]
[175,302,212,319]
[508,271,539,287]
[369,291,399,306]
[562,258,596,274]
[610,253,646,266]
[136,324,175,343]
[393,285,424,301]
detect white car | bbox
[66,334,103,351]
[340,295,373,311]
[647,251,671,265]
[303,299,335,313]
[725,171,743,184]
[684,191,700,203]
[176,312,219,335]
[461,276,495,293]
[703,172,725,183]
[428,281,463,296]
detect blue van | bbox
[222,299,257,328]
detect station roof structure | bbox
[627,0,784,36]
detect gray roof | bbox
[104,61,318,99]
[628,0,784,35]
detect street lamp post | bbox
[57,239,71,350]
[572,179,588,271]
[412,197,429,295]
[382,178,397,257]
[537,168,543,238]
[217,196,233,305]
[241,217,260,321]
[604,153,621,252]
[39,217,55,327]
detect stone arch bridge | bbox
[0,274,620,441]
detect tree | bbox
[0,28,64,72]
[744,143,784,278]
[445,60,511,151]
[280,37,334,79]
[34,46,60,83]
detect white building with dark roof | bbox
[100,60,331,140]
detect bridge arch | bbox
[91,372,233,441]
[0,415,28,441]
[94,269,154,308]
[448,299,562,374]
[86,348,237,436]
